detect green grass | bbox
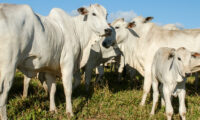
[6,68,200,120]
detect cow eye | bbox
[92,13,96,16]
[115,26,120,29]
[178,57,181,61]
[192,54,196,58]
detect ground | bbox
[7,68,200,120]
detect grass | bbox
[6,68,200,120]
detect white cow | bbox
[151,47,200,120]
[74,22,180,92]
[162,24,180,30]
[162,24,200,89]
[102,16,200,106]
[23,38,122,97]
[0,3,110,119]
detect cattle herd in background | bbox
[0,3,199,120]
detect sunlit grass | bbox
[6,69,200,120]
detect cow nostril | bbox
[102,41,110,48]
[104,29,108,33]
[102,41,106,47]
[104,28,112,35]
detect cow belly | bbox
[21,55,60,74]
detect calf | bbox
[150,47,200,120]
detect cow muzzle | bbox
[102,41,109,48]
[100,28,112,37]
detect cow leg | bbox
[95,65,104,84]
[195,72,199,90]
[129,69,136,80]
[38,72,48,94]
[42,81,48,94]
[22,75,31,98]
[0,66,16,120]
[85,65,93,91]
[114,62,118,73]
[61,61,74,116]
[45,73,57,112]
[150,78,159,115]
[140,69,152,106]
[177,82,186,120]
[159,84,165,107]
[73,71,81,90]
[118,57,125,82]
[163,85,173,120]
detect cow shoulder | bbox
[49,8,71,20]
[0,4,34,16]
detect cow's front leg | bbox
[195,72,199,90]
[95,65,104,84]
[163,85,173,120]
[0,66,16,120]
[73,70,81,90]
[45,73,57,113]
[23,75,31,98]
[140,69,152,106]
[38,72,48,94]
[61,61,74,116]
[85,65,93,91]
[159,84,165,107]
[150,78,159,115]
[177,82,186,120]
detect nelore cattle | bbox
[0,3,110,119]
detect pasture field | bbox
[7,68,200,120]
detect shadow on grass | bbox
[9,75,46,99]
[56,79,95,119]
[7,69,200,118]
[103,70,144,93]
[9,75,24,98]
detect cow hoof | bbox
[139,102,145,106]
[150,112,154,116]
[22,95,27,99]
[67,112,74,118]
[50,109,57,114]
[0,105,7,120]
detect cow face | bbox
[170,47,200,78]
[77,4,111,36]
[102,18,136,48]
[131,16,153,28]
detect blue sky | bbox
[1,0,200,28]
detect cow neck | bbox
[121,29,145,76]
[73,15,94,50]
[133,23,154,42]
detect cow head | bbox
[77,4,111,36]
[132,16,153,25]
[102,18,137,48]
[169,47,200,79]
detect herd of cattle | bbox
[0,3,200,120]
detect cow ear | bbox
[118,18,124,22]
[127,21,136,28]
[77,7,88,15]
[192,52,200,58]
[144,16,154,23]
[168,48,175,60]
